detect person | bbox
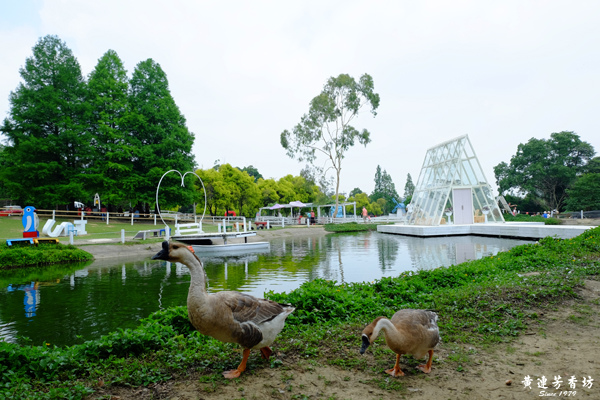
[362,206,368,223]
[310,210,315,224]
[297,213,302,224]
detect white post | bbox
[282,218,285,227]
[267,221,270,229]
[199,221,202,232]
[175,214,178,225]
[131,213,134,225]
[218,224,222,233]
[249,221,252,230]
[53,209,56,220]
[121,229,125,243]
[581,210,584,219]
[307,218,310,226]
[242,217,247,232]
[69,231,74,245]
[165,226,170,240]
[154,214,157,225]
[106,212,109,225]
[81,210,84,220]
[236,222,240,232]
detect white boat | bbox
[171,230,269,254]
[190,241,270,255]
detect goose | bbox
[152,240,295,379]
[360,309,439,377]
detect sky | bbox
[1,0,600,200]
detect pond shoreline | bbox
[76,225,329,260]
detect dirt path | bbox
[97,279,600,400]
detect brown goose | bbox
[152,240,295,378]
[360,309,439,377]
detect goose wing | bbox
[217,292,290,348]
[392,309,440,349]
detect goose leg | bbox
[417,350,434,374]
[259,346,272,360]
[223,348,251,379]
[385,353,404,377]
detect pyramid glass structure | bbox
[407,135,504,226]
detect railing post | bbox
[69,231,74,245]
[121,229,125,243]
[154,214,156,225]
[267,221,270,229]
[131,213,133,225]
[106,212,109,225]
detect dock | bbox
[378,222,594,240]
[171,231,257,245]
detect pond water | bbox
[0,232,531,346]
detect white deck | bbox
[171,231,256,245]
[378,222,593,240]
[191,241,270,254]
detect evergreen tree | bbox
[404,173,415,200]
[85,50,131,208]
[0,35,88,208]
[127,59,196,209]
[371,165,399,213]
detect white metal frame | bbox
[408,135,504,226]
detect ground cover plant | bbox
[0,227,598,399]
[503,213,562,225]
[0,242,93,270]
[324,222,380,232]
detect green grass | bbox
[0,215,222,242]
[503,213,562,225]
[0,227,599,398]
[0,242,93,269]
[324,222,381,232]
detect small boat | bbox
[190,241,270,255]
[171,230,269,254]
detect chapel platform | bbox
[378,222,593,240]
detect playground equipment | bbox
[22,206,40,238]
[42,220,77,237]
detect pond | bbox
[0,232,532,346]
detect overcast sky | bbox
[1,1,599,199]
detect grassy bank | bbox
[0,242,93,270]
[0,216,222,243]
[0,227,599,399]
[324,222,380,232]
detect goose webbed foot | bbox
[259,346,272,360]
[222,348,250,379]
[385,354,404,377]
[416,350,434,374]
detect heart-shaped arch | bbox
[155,170,207,227]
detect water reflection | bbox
[0,232,531,346]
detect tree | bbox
[85,49,131,208]
[349,187,363,198]
[494,131,595,211]
[404,173,415,200]
[370,165,399,214]
[0,35,89,208]
[565,173,600,211]
[127,59,196,209]
[280,73,380,215]
[240,165,263,182]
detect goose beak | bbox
[152,241,170,260]
[360,334,370,355]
